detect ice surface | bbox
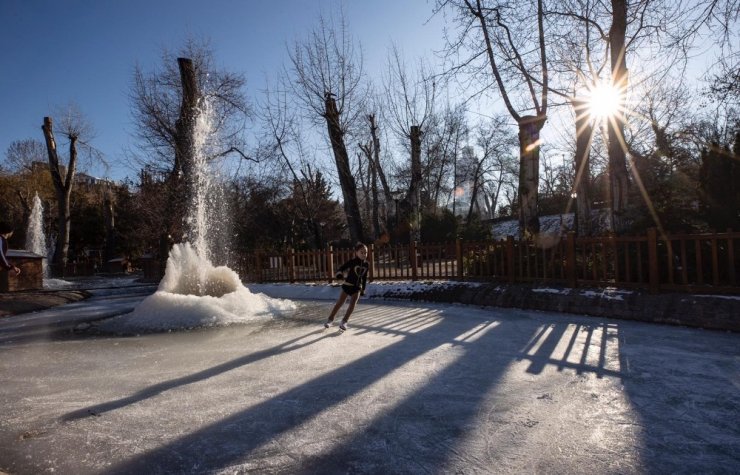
[43,278,75,289]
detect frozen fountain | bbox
[103,95,295,333]
[25,193,50,279]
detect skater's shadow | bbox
[60,328,331,422]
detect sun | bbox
[587,82,622,120]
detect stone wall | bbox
[377,283,740,332]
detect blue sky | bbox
[0,0,446,180]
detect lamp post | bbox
[390,190,404,242]
[319,221,326,248]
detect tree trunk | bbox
[360,138,383,239]
[517,115,546,239]
[356,150,371,221]
[407,125,423,242]
[173,57,200,241]
[41,116,75,276]
[324,93,364,243]
[573,98,593,236]
[370,152,381,238]
[104,196,116,266]
[467,158,486,223]
[367,114,393,216]
[369,117,385,236]
[608,0,630,234]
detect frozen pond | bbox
[0,284,738,474]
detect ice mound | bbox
[101,243,296,333]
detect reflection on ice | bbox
[102,243,296,333]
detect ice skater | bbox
[325,242,369,332]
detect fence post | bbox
[327,245,334,283]
[647,228,659,293]
[411,241,418,281]
[289,248,296,283]
[566,232,577,288]
[506,236,515,283]
[456,238,463,279]
[368,243,375,281]
[727,228,736,286]
[255,250,263,283]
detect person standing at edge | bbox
[325,242,369,332]
[0,222,21,276]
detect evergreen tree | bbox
[700,133,740,231]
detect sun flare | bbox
[587,82,622,119]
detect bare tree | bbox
[258,79,333,248]
[129,38,252,241]
[478,120,519,218]
[357,113,388,240]
[3,139,50,217]
[287,12,367,243]
[381,44,437,242]
[603,0,740,232]
[546,0,739,233]
[423,103,469,214]
[41,106,100,274]
[457,115,517,221]
[706,50,740,110]
[4,139,47,173]
[437,0,549,239]
[537,0,614,235]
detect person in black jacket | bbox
[0,222,21,276]
[325,242,369,332]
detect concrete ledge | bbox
[0,290,90,317]
[375,283,740,332]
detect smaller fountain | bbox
[25,193,50,279]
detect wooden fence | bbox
[233,228,740,294]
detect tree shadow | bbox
[75,303,736,474]
[105,305,516,474]
[510,318,739,472]
[296,319,629,473]
[297,317,535,473]
[614,322,740,473]
[60,328,333,422]
[517,321,622,378]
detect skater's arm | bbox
[360,262,368,295]
[0,237,11,269]
[336,258,352,279]
[337,258,354,273]
[0,239,19,275]
[0,251,11,269]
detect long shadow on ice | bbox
[106,305,529,474]
[60,327,333,422]
[92,301,739,474]
[615,322,740,474]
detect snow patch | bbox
[533,288,570,295]
[692,294,740,301]
[579,287,632,301]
